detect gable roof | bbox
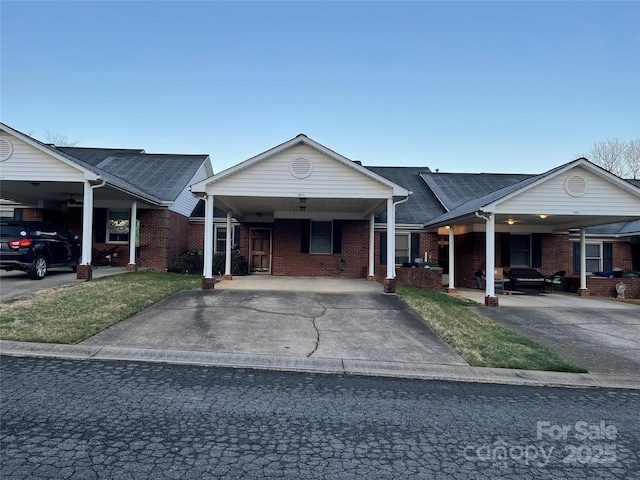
[1,123,210,205]
[424,158,640,228]
[191,134,409,197]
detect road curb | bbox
[2,340,639,390]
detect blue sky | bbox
[2,1,638,174]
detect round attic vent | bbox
[565,174,588,197]
[290,156,313,179]
[0,138,13,161]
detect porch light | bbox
[507,218,516,225]
[299,206,306,211]
[299,197,307,204]
[539,214,548,219]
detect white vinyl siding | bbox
[0,132,88,181]
[207,145,391,198]
[496,166,640,216]
[170,162,210,216]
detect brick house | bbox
[2,123,640,300]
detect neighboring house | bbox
[0,123,212,276]
[2,123,639,300]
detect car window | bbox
[54,226,71,241]
[0,225,31,238]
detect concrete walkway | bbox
[2,275,640,389]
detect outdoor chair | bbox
[544,270,566,293]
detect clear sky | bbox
[2,1,638,174]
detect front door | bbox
[250,228,271,273]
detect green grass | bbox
[0,272,201,344]
[397,286,587,373]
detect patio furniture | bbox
[544,270,566,293]
[505,268,546,291]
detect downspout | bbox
[390,195,410,278]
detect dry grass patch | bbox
[398,286,587,373]
[0,272,201,344]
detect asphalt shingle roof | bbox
[57,147,209,202]
[366,166,445,224]
[420,172,535,211]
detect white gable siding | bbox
[0,132,86,181]
[209,145,391,198]
[496,166,640,216]
[170,163,210,216]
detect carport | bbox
[1,123,211,278]
[425,159,640,305]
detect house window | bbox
[214,226,236,254]
[573,241,615,275]
[510,234,531,267]
[395,233,410,265]
[107,210,130,243]
[310,221,332,254]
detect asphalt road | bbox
[1,357,639,479]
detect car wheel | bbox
[29,255,48,280]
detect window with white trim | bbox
[395,233,410,265]
[107,210,130,243]
[585,243,602,274]
[310,221,332,254]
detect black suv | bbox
[0,221,81,279]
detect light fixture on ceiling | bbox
[256,213,262,217]
[299,206,306,212]
[539,214,548,219]
[299,197,307,204]
[31,182,40,187]
[507,218,516,225]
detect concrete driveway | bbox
[459,289,640,375]
[81,283,467,367]
[0,267,128,302]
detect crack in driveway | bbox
[308,294,327,357]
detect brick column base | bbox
[76,264,93,280]
[202,277,215,290]
[383,278,397,294]
[126,264,137,272]
[484,295,499,307]
[367,276,377,281]
[447,287,457,294]
[577,288,589,297]
[222,274,233,280]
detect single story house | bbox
[2,123,640,303]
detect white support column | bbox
[76,181,95,279]
[80,181,93,266]
[579,227,587,293]
[368,214,375,279]
[202,195,215,289]
[128,201,137,270]
[448,226,456,293]
[485,213,497,304]
[384,198,396,293]
[386,198,395,280]
[224,211,233,279]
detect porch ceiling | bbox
[0,180,162,209]
[441,212,640,232]
[212,195,388,221]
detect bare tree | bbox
[43,130,80,147]
[624,139,640,180]
[583,138,627,177]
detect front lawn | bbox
[0,272,201,344]
[397,286,587,373]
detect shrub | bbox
[167,251,203,275]
[213,251,249,276]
